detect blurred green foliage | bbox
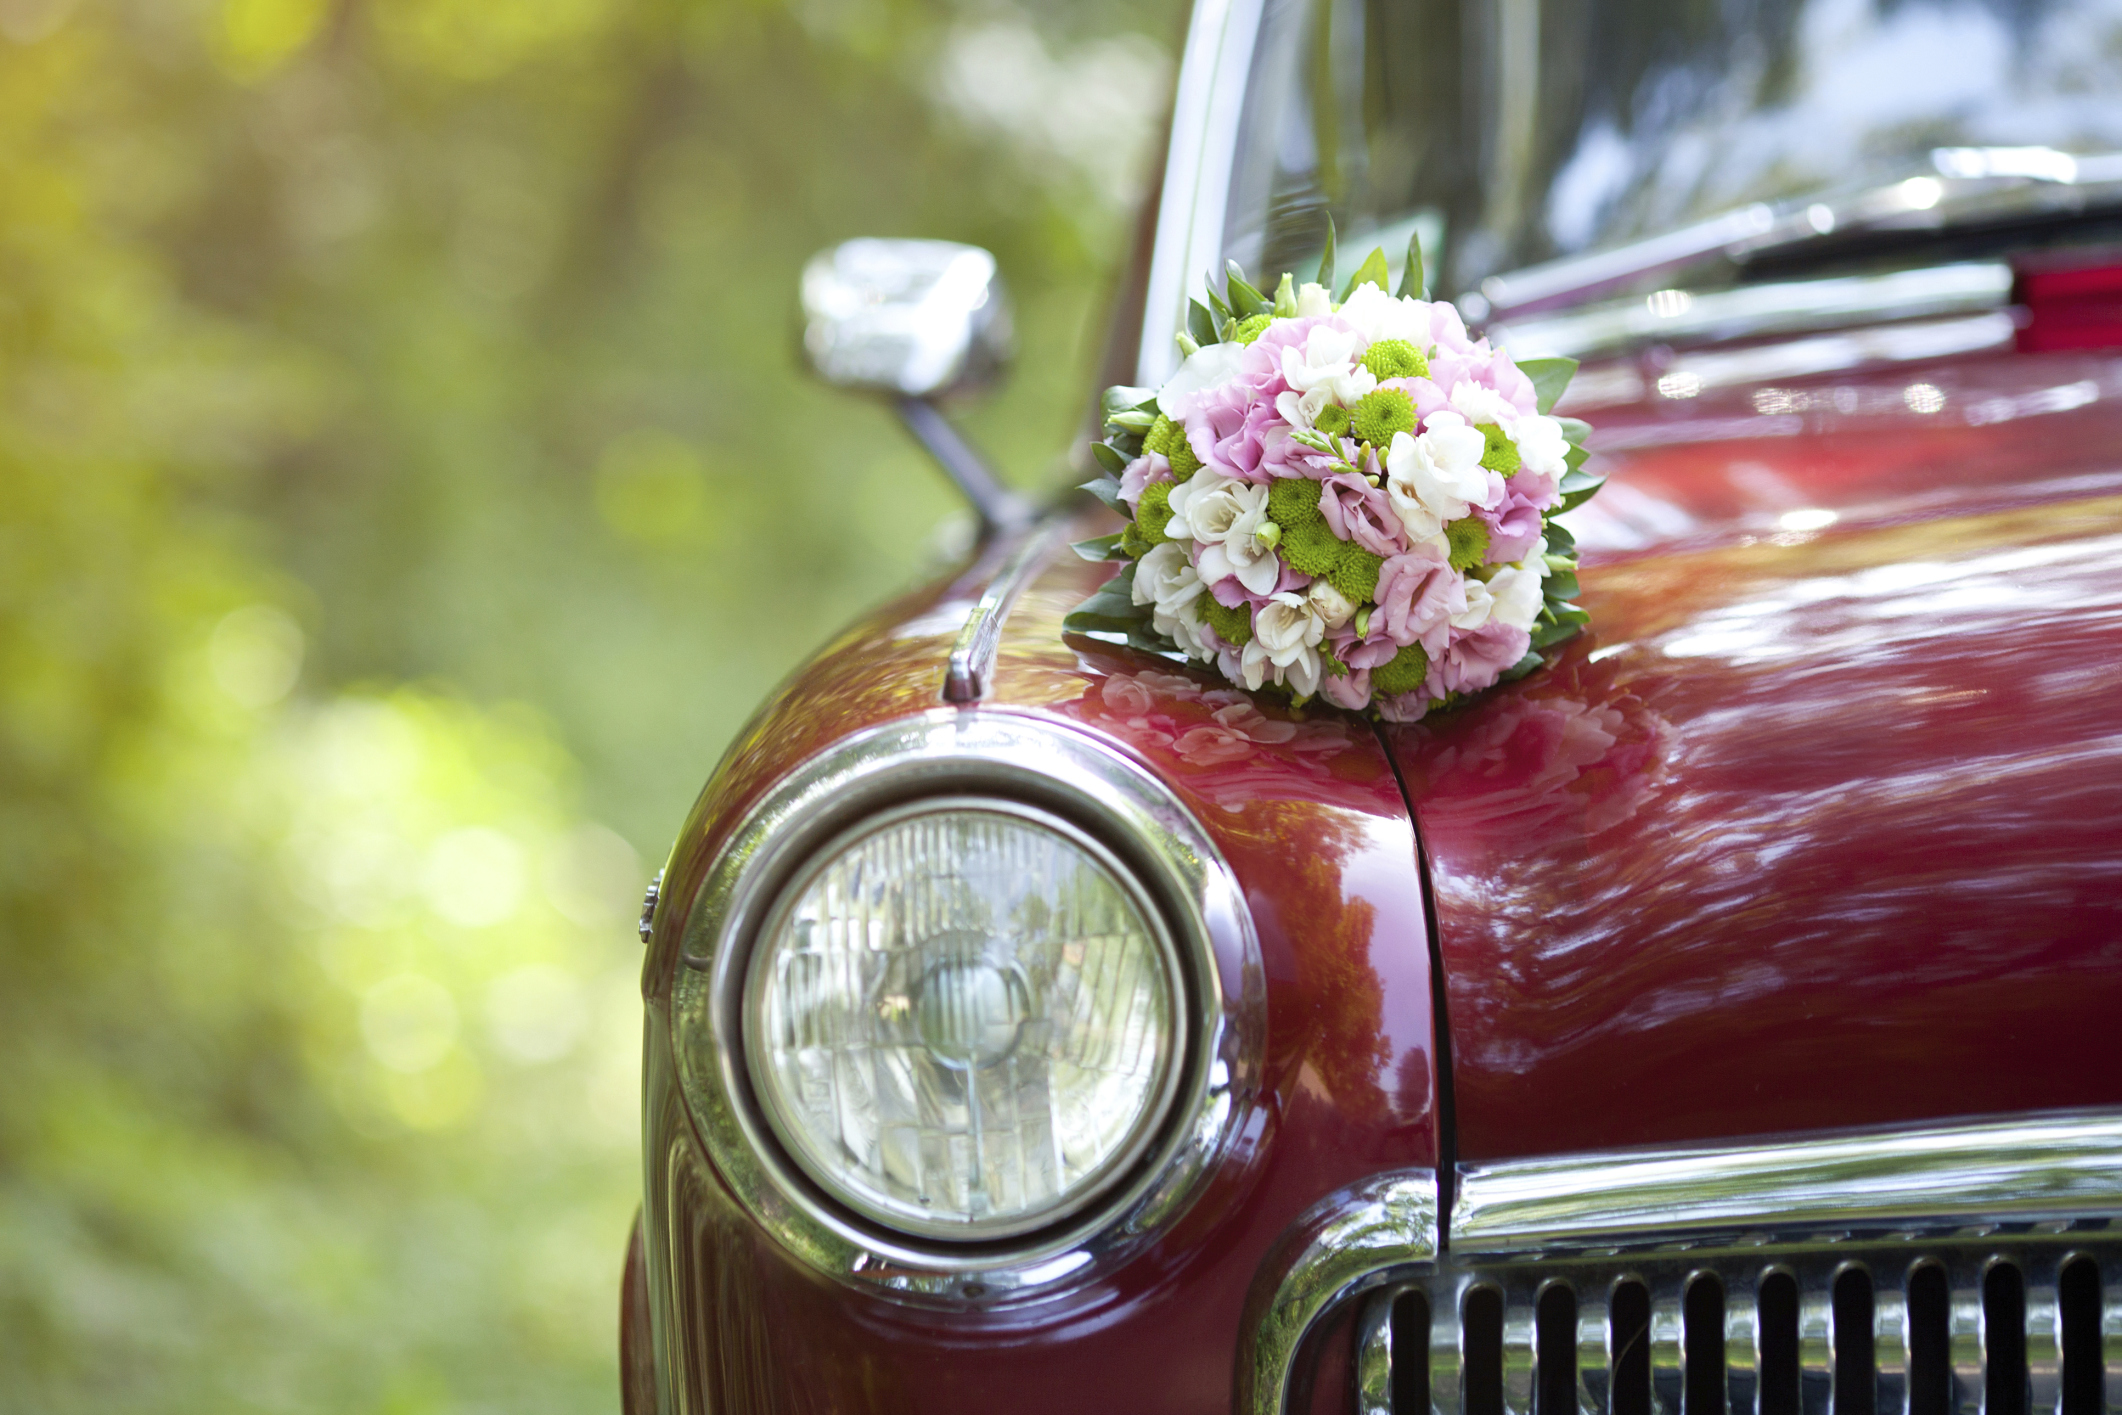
[0,0,1178,1408]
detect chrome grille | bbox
[1357,1234,2120,1415]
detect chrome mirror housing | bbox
[800,239,1012,399]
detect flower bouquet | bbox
[1064,234,1603,721]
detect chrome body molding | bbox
[1235,1170,1440,1415]
[1487,261,2011,363]
[666,712,1265,1304]
[1135,0,1263,387]
[942,518,1066,704]
[1453,1109,2122,1261]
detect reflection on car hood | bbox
[1384,344,2122,1164]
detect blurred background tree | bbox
[0,0,1180,1408]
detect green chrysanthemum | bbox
[1353,387,1417,447]
[1267,474,1325,529]
[1313,404,1351,437]
[1361,338,1428,381]
[1119,521,1153,559]
[1142,413,1178,457]
[1477,422,1521,475]
[1279,517,1347,578]
[1166,426,1203,480]
[1230,313,1273,345]
[1202,597,1252,647]
[1135,481,1174,543]
[1370,642,1431,697]
[1444,516,1490,572]
[1328,547,1384,604]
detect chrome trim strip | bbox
[667,712,1264,1304]
[1487,262,2012,363]
[942,518,1065,703]
[1235,1170,1439,1415]
[1135,0,1263,387]
[1454,1110,2122,1260]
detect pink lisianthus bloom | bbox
[1439,619,1533,695]
[1319,665,1373,711]
[1326,622,1399,671]
[1120,451,1172,505]
[1373,686,1440,723]
[1318,471,1406,557]
[1373,543,1463,654]
[1474,468,1559,564]
[1426,300,1478,358]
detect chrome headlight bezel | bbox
[668,711,1263,1304]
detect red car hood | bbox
[1384,345,2122,1164]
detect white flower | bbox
[1133,544,1215,659]
[1307,577,1356,630]
[1514,413,1571,475]
[1274,385,1333,430]
[1169,473,1279,596]
[1296,281,1334,317]
[1157,342,1247,419]
[1384,414,1494,539]
[1450,381,1519,429]
[1451,578,1495,631]
[1280,325,1376,408]
[1335,283,1430,345]
[1486,564,1545,631]
[1241,591,1327,696]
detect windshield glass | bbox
[1223,0,2122,300]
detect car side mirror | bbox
[801,239,1029,537]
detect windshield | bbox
[1223,0,2122,302]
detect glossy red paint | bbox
[2018,259,2122,353]
[1389,346,2122,1164]
[636,531,1437,1414]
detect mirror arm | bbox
[894,396,1034,539]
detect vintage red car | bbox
[621,1,2122,1412]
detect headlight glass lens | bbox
[743,802,1181,1241]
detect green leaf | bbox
[1556,470,1606,513]
[1518,356,1579,414]
[1071,533,1129,563]
[1187,299,1218,348]
[1542,568,1580,601]
[1499,650,1546,683]
[1397,229,1426,299]
[1542,520,1576,558]
[1564,443,1590,472]
[1103,385,1158,418]
[1529,604,1591,650]
[1080,476,1127,514]
[1090,440,1128,475]
[1556,416,1593,444]
[1062,565,1146,635]
[1225,261,1269,317]
[1207,287,1232,337]
[1315,213,1336,292]
[1339,245,1390,300]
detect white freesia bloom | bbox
[1383,415,1494,539]
[1308,577,1357,630]
[1274,385,1334,430]
[1296,281,1334,317]
[1450,381,1519,429]
[1133,541,1202,618]
[1335,283,1429,345]
[1451,578,1495,631]
[1515,413,1571,475]
[1157,341,1247,418]
[1486,564,1545,631]
[1280,325,1376,408]
[1241,591,1325,695]
[1168,473,1279,595]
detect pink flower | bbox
[1439,620,1532,695]
[1319,667,1373,711]
[1373,543,1464,653]
[1171,700,1298,765]
[1473,469,1559,564]
[1120,452,1172,505]
[1318,471,1406,557]
[1327,624,1400,670]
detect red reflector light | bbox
[2016,260,2122,352]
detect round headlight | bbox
[742,798,1185,1242]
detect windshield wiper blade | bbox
[1473,147,2122,320]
